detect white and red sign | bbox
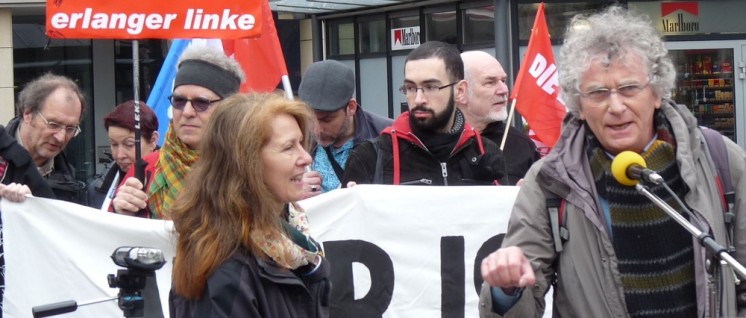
[46,0,262,39]
[391,26,421,50]
[661,2,700,34]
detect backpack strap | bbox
[390,130,401,185]
[371,139,384,184]
[700,127,735,250]
[546,192,569,253]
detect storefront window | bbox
[426,10,457,44]
[391,15,419,29]
[463,6,494,44]
[329,20,355,56]
[114,40,166,103]
[359,17,386,54]
[517,3,605,42]
[13,15,95,182]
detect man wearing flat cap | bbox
[298,60,392,197]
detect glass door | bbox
[666,40,746,147]
[669,48,736,141]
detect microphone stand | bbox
[634,183,746,279]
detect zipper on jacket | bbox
[400,178,433,185]
[440,162,448,186]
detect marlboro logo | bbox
[391,26,420,50]
[661,2,699,33]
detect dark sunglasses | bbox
[169,95,222,112]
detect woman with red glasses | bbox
[112,45,245,219]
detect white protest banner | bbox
[1,198,174,318]
[302,185,520,317]
[2,185,550,317]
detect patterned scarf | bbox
[148,123,200,219]
[251,203,321,270]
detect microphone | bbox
[610,151,664,186]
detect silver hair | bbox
[178,44,246,83]
[558,6,676,114]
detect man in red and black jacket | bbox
[342,41,506,186]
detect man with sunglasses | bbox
[7,73,87,204]
[342,41,507,186]
[112,45,245,218]
[297,60,392,197]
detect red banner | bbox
[46,0,262,39]
[510,3,566,148]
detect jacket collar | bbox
[382,110,479,153]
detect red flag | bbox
[222,0,288,93]
[511,3,566,148]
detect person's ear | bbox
[347,99,358,116]
[149,132,159,150]
[22,110,34,124]
[455,80,468,103]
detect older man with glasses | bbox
[479,6,746,317]
[342,41,506,186]
[7,73,87,204]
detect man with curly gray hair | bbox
[479,6,746,317]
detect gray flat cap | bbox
[298,60,355,112]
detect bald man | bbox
[459,51,540,185]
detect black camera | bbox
[32,247,166,318]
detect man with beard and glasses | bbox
[342,41,507,186]
[298,60,392,198]
[459,51,540,185]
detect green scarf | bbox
[149,123,199,219]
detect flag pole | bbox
[132,40,146,186]
[281,75,293,100]
[500,98,518,151]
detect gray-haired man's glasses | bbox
[36,112,81,137]
[578,79,652,104]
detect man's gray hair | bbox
[558,6,676,114]
[16,73,86,120]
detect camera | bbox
[32,247,166,318]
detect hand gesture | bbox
[481,246,536,294]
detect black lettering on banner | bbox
[441,236,465,318]
[324,240,394,318]
[473,234,505,294]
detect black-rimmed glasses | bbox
[35,112,81,137]
[398,82,458,97]
[169,95,222,112]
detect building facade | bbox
[310,0,746,149]
[1,0,745,185]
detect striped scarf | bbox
[148,123,199,219]
[585,112,697,317]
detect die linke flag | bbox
[147,0,288,145]
[510,3,566,148]
[45,0,262,39]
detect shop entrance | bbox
[666,40,746,148]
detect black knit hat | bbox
[174,59,241,98]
